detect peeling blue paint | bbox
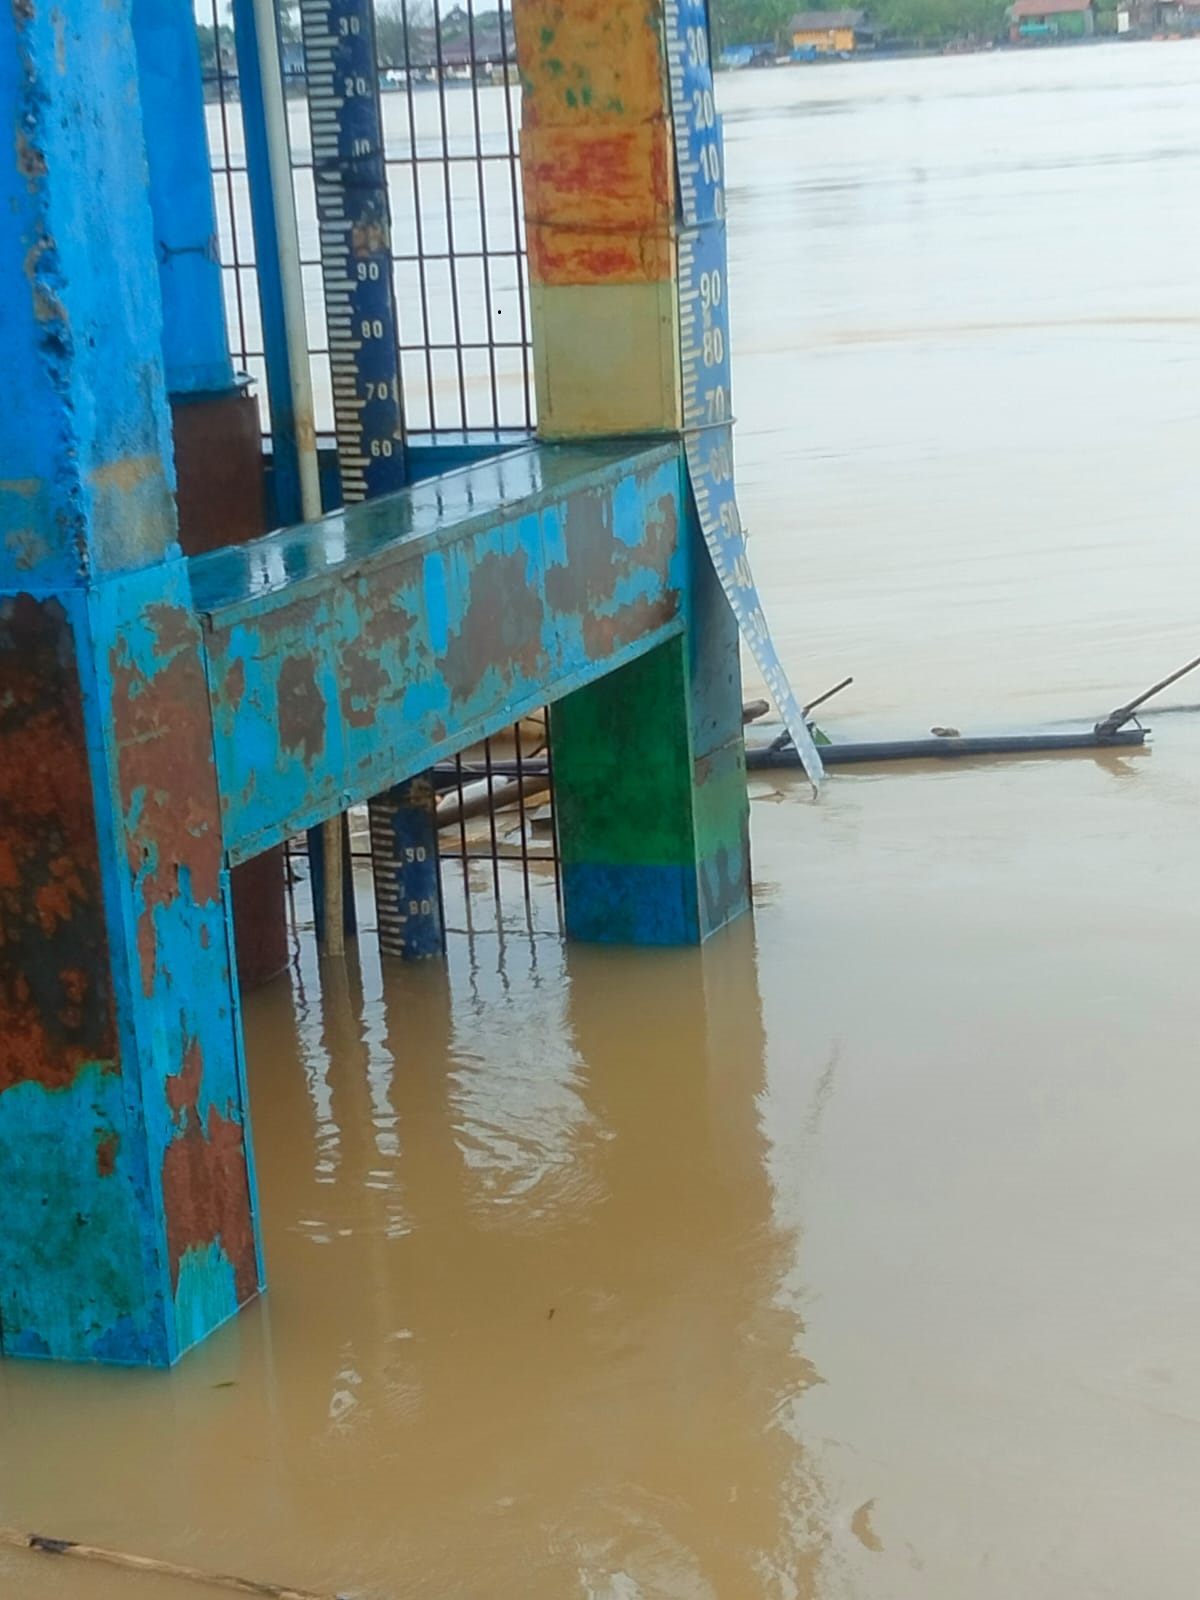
[194,442,688,865]
[175,1241,240,1355]
[0,1067,168,1365]
[423,551,450,655]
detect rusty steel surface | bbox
[192,441,687,865]
[0,0,263,1364]
[98,568,263,1360]
[0,573,262,1363]
[171,391,267,557]
[172,389,288,988]
[515,0,674,291]
[0,597,118,1097]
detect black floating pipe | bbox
[437,727,1148,785]
[747,729,1149,769]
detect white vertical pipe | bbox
[250,0,344,956]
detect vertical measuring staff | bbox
[299,0,444,958]
[300,0,406,496]
[663,0,825,789]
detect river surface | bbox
[6,41,1200,1600]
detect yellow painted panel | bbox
[531,281,682,437]
[513,0,668,126]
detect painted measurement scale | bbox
[299,0,406,501]
[299,0,444,959]
[664,0,825,787]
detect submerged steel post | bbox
[299,0,443,962]
[369,778,446,961]
[131,0,288,990]
[513,0,752,943]
[0,1,262,1363]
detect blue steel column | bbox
[131,0,235,399]
[0,2,262,1363]
[131,0,289,990]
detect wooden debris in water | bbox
[0,1525,347,1600]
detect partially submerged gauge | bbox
[663,0,826,789]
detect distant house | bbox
[790,9,872,53]
[1010,0,1095,37]
[436,8,517,71]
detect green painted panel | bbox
[553,638,697,870]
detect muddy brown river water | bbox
[4,40,1200,1600]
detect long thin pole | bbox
[249,0,344,956]
[232,0,302,521]
[1095,652,1200,736]
[0,1526,342,1600]
[804,675,854,717]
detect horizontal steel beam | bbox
[191,441,687,864]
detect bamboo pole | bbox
[249,0,344,956]
[0,1527,346,1600]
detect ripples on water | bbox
[729,47,1200,730]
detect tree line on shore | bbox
[197,3,460,75]
[712,0,1017,49]
[198,0,1115,80]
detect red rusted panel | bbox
[229,850,288,989]
[170,392,265,557]
[515,2,674,289]
[522,122,674,288]
[527,223,673,288]
[523,124,673,230]
[172,391,288,988]
[0,595,118,1095]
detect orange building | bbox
[791,8,872,52]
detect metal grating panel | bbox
[198,0,536,437]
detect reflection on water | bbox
[0,892,828,1599]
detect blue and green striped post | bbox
[513,0,752,944]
